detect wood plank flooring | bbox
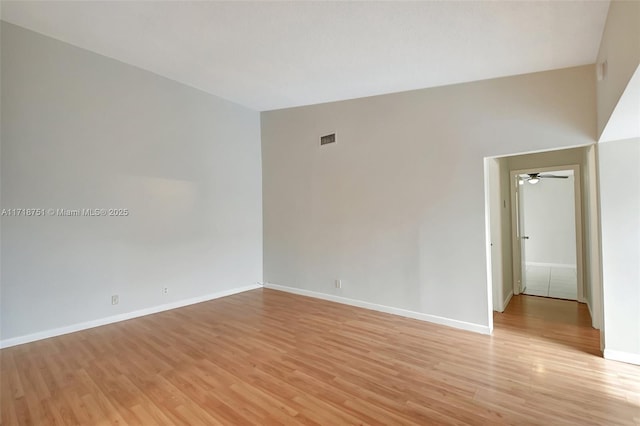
[1,289,639,425]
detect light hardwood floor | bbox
[1,289,639,425]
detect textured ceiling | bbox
[1,1,611,111]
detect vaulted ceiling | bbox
[1,1,611,111]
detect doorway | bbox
[518,169,577,299]
[510,165,584,302]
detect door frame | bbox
[509,164,585,302]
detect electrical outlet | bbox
[335,279,342,289]
[111,295,119,305]
[162,287,169,295]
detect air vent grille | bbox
[320,133,336,146]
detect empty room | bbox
[1,1,639,424]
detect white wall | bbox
[599,138,640,363]
[595,0,640,364]
[507,147,586,172]
[0,23,263,343]
[521,173,576,266]
[596,0,640,138]
[262,65,596,331]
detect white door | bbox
[515,177,528,294]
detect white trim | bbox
[483,158,495,331]
[263,283,492,335]
[510,171,522,296]
[501,290,514,312]
[525,262,576,269]
[603,349,640,366]
[0,284,262,349]
[586,300,594,324]
[585,144,603,333]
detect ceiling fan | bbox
[520,172,569,185]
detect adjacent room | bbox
[1,1,639,424]
[518,168,578,300]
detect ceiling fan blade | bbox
[538,174,568,179]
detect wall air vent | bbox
[320,133,336,146]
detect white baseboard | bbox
[603,349,640,366]
[501,290,514,312]
[525,262,576,269]
[263,283,491,335]
[0,284,262,349]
